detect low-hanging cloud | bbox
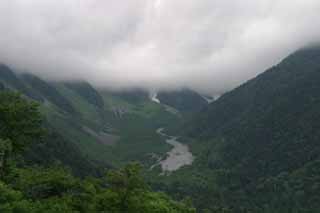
[0,0,320,95]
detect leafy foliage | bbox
[0,92,44,153]
[0,163,195,213]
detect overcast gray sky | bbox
[0,0,320,94]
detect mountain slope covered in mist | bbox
[187,46,320,177]
[149,46,320,212]
[157,89,209,116]
[0,65,207,173]
[3,46,320,212]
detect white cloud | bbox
[0,0,319,94]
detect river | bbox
[152,128,194,174]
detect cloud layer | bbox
[1,0,320,94]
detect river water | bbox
[152,128,194,173]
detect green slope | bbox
[0,67,191,170]
[0,65,43,101]
[157,88,208,116]
[187,46,320,177]
[64,81,104,108]
[152,46,320,212]
[21,74,76,114]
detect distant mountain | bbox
[0,81,4,90]
[64,81,104,108]
[157,89,208,116]
[163,46,320,212]
[107,89,150,104]
[21,73,76,114]
[0,64,43,101]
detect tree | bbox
[97,163,196,213]
[0,139,12,179]
[99,162,147,212]
[0,92,44,153]
[0,91,44,179]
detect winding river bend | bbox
[153,128,194,173]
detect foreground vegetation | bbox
[0,91,195,212]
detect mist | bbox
[0,0,320,95]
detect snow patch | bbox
[150,92,160,104]
[201,94,221,103]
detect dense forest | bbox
[0,91,195,212]
[147,46,320,212]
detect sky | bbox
[0,0,320,95]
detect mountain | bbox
[150,46,320,212]
[2,46,320,212]
[108,89,150,104]
[157,89,208,116]
[0,65,43,101]
[23,129,104,177]
[21,73,76,114]
[0,66,207,175]
[187,46,320,177]
[64,81,104,108]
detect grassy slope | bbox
[43,85,181,167]
[0,67,183,169]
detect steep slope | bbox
[0,67,187,169]
[0,65,43,101]
[157,89,208,116]
[187,46,320,177]
[21,73,76,114]
[163,46,320,212]
[0,69,104,175]
[111,89,150,104]
[64,81,104,108]
[23,129,104,177]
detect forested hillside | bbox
[0,91,195,212]
[149,46,320,212]
[187,46,320,178]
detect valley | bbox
[1,46,320,212]
[1,1,320,212]
[0,65,203,171]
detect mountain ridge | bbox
[159,46,320,212]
